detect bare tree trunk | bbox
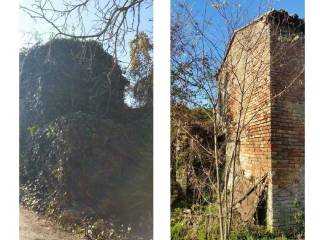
[213,107,225,240]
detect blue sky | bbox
[20,0,303,62]
[171,0,304,66]
[171,0,304,107]
[20,0,303,45]
[273,0,304,17]
[20,0,153,37]
[171,0,304,32]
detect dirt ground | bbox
[19,207,87,240]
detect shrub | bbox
[171,205,289,240]
[292,199,304,238]
[20,39,128,152]
[171,222,186,240]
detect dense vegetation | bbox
[20,38,152,240]
[170,105,304,240]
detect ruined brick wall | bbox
[269,16,305,230]
[173,120,190,196]
[221,20,273,175]
[221,18,275,228]
[219,10,304,233]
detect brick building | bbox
[216,10,304,232]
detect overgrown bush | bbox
[20,112,152,238]
[171,103,220,207]
[20,39,128,151]
[20,39,152,240]
[171,204,290,240]
[171,222,187,240]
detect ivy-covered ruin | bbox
[20,39,152,240]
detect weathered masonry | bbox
[216,10,304,232]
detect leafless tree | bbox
[20,0,152,63]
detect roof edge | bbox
[214,9,304,80]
